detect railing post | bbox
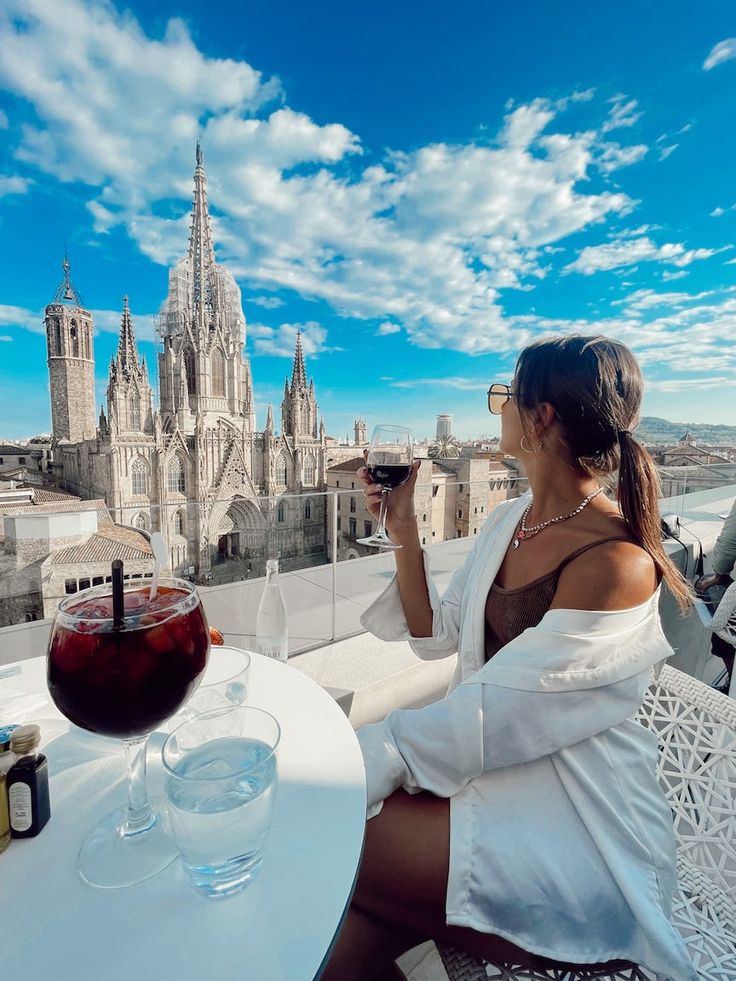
[679,475,688,517]
[331,490,338,643]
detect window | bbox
[304,500,312,520]
[92,576,104,586]
[423,513,427,522]
[275,456,287,485]
[432,531,436,538]
[172,510,184,536]
[277,502,285,523]
[64,579,78,595]
[184,347,196,395]
[349,497,356,513]
[458,509,463,519]
[133,511,149,531]
[351,482,355,489]
[364,521,372,538]
[79,578,91,591]
[459,484,463,493]
[129,397,141,431]
[303,456,316,486]
[70,321,79,357]
[422,537,426,545]
[336,496,341,511]
[168,456,185,493]
[0,458,3,465]
[474,507,478,514]
[54,321,61,355]
[480,506,484,513]
[432,485,438,497]
[474,528,477,535]
[212,347,226,397]
[18,456,26,464]
[336,480,340,488]
[131,458,147,496]
[337,516,341,531]
[349,517,357,537]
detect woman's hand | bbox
[357,456,421,542]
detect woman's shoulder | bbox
[551,514,657,612]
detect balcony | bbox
[1,480,734,981]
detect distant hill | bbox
[636,416,736,446]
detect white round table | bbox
[0,651,366,981]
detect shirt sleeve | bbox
[357,670,652,815]
[359,502,513,660]
[713,500,736,576]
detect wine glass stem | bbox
[377,487,391,538]
[121,736,156,837]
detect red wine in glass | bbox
[357,425,413,549]
[366,464,413,490]
[47,578,210,889]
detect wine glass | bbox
[47,577,210,889]
[356,424,413,550]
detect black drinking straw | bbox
[111,559,125,630]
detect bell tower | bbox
[44,254,96,443]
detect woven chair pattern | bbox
[437,666,736,981]
[710,580,736,645]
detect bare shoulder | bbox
[551,539,658,612]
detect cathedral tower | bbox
[44,255,96,443]
[158,142,255,432]
[106,296,154,434]
[281,331,318,438]
[354,418,367,444]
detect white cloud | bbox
[0,2,653,357]
[376,322,400,336]
[0,302,157,341]
[711,206,725,217]
[703,39,736,71]
[658,144,678,161]
[661,269,688,281]
[249,321,338,358]
[601,96,642,133]
[647,376,736,392]
[0,334,13,341]
[0,109,8,128]
[390,377,488,391]
[0,304,42,332]
[566,236,719,275]
[0,175,31,196]
[249,295,285,309]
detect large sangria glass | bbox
[47,576,210,889]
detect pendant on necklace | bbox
[512,538,520,549]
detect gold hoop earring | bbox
[520,434,543,453]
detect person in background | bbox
[696,498,736,688]
[323,334,697,981]
[696,497,736,593]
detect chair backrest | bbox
[637,665,736,898]
[711,580,736,646]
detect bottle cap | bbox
[10,723,41,755]
[266,559,279,573]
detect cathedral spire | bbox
[53,250,84,307]
[188,141,215,325]
[290,330,308,391]
[265,402,274,434]
[116,296,139,375]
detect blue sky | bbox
[0,0,735,441]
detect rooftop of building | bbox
[50,525,153,565]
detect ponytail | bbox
[617,432,694,613]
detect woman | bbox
[323,335,697,981]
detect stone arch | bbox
[167,454,186,493]
[131,456,149,496]
[211,347,226,397]
[209,497,266,571]
[133,511,149,531]
[70,319,80,357]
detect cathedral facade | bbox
[46,145,327,581]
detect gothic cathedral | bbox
[46,145,327,580]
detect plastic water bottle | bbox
[256,559,288,662]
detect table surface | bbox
[0,650,367,981]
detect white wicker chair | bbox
[436,666,736,981]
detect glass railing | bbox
[0,474,527,641]
[1,467,734,663]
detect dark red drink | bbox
[367,464,412,489]
[48,584,210,738]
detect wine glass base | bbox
[356,534,402,550]
[78,797,178,889]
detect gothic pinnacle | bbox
[290,330,308,391]
[117,295,140,374]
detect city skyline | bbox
[1,1,736,440]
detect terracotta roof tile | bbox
[51,527,153,566]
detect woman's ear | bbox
[536,402,557,433]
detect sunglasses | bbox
[487,383,518,415]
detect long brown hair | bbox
[515,334,693,612]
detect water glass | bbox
[162,705,280,899]
[171,647,251,728]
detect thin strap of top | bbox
[493,536,635,593]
